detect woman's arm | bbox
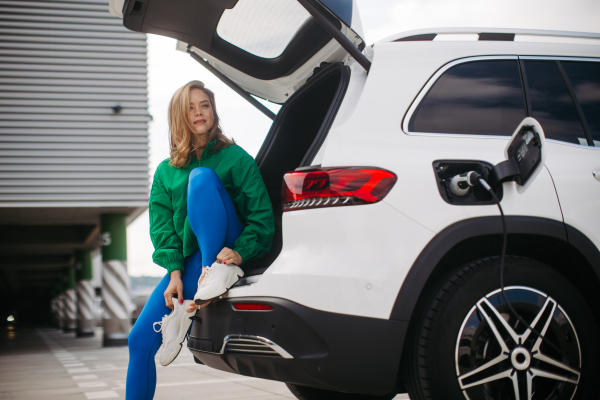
[149,167,185,308]
[230,158,275,263]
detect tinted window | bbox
[409,60,526,136]
[217,0,310,59]
[523,61,586,145]
[562,61,600,146]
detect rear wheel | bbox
[286,383,396,400]
[403,256,600,400]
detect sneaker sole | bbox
[194,267,243,305]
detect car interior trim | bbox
[123,0,340,81]
[187,47,276,121]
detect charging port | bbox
[433,160,503,206]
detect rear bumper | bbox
[187,297,407,395]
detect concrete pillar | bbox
[76,250,95,338]
[101,214,132,347]
[51,294,59,328]
[63,267,77,333]
[57,284,65,330]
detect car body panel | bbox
[229,39,599,319]
[545,141,600,251]
[226,200,434,319]
[230,40,599,321]
[321,42,568,229]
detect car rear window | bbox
[409,60,526,136]
[523,61,588,146]
[561,61,600,147]
[216,0,310,59]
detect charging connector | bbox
[448,171,484,196]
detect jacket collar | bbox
[204,138,217,153]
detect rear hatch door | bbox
[112,0,364,103]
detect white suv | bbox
[112,0,600,399]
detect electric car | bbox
[111,0,600,399]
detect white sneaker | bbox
[153,298,195,366]
[193,261,244,304]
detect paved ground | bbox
[0,326,409,400]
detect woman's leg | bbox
[126,256,203,400]
[187,167,244,265]
[126,168,242,399]
[125,273,170,400]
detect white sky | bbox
[127,0,600,277]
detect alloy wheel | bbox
[455,285,581,399]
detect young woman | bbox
[126,80,275,400]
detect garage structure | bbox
[0,0,150,345]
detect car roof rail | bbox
[382,27,600,43]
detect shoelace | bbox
[153,314,168,344]
[198,266,215,289]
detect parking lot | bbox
[0,326,409,400]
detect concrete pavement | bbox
[0,326,408,400]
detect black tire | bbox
[403,256,600,400]
[286,383,396,400]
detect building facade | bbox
[0,0,150,338]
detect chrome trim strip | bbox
[227,343,274,348]
[221,335,294,359]
[224,348,278,354]
[402,56,518,135]
[519,56,600,62]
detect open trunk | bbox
[110,0,362,275]
[239,62,350,276]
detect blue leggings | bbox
[126,168,243,400]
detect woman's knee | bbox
[188,167,218,188]
[188,167,222,201]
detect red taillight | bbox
[232,303,274,311]
[281,167,397,212]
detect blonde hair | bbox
[168,80,235,168]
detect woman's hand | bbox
[164,270,184,310]
[185,300,212,313]
[216,247,242,265]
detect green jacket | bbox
[149,139,275,275]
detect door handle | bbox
[594,170,600,181]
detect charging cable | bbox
[466,172,578,368]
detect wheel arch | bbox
[390,217,600,327]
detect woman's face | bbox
[188,88,214,135]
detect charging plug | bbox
[449,171,487,196]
